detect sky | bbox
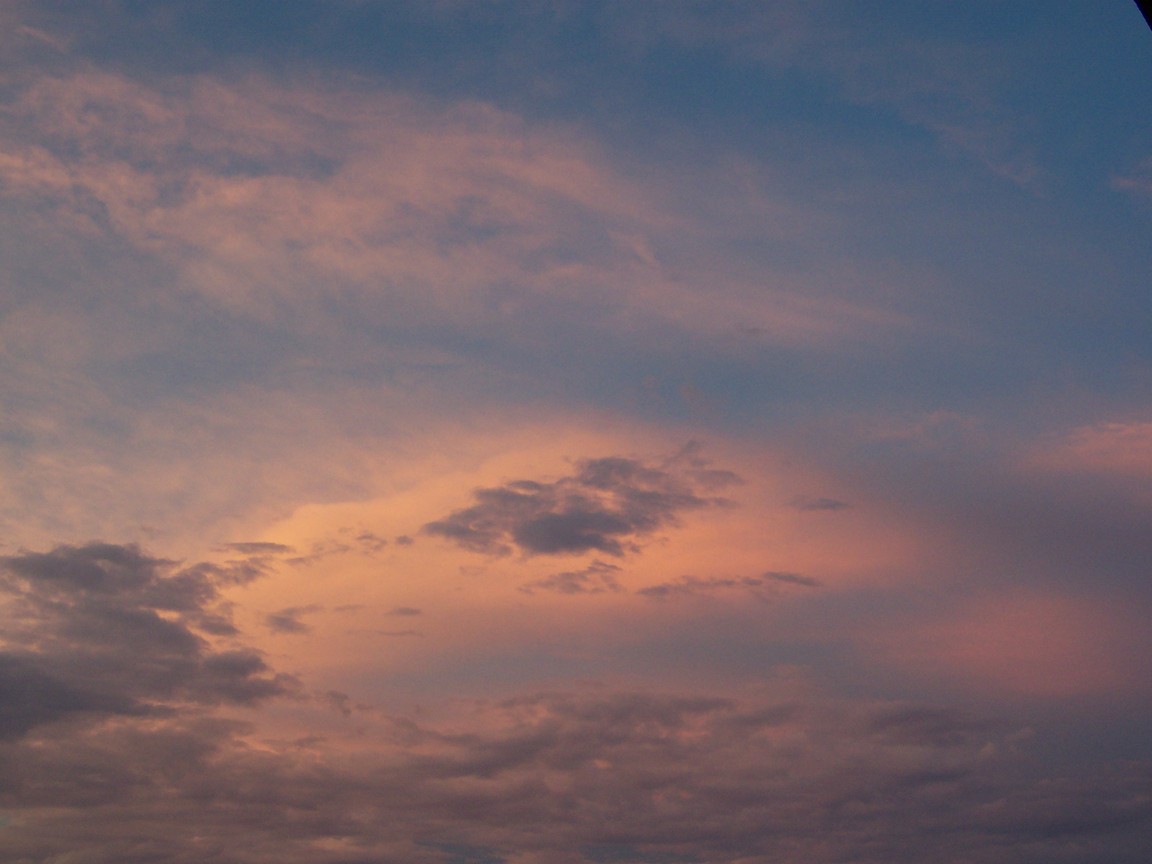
[1,2,1151,862]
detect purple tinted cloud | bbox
[0,543,295,739]
[423,454,738,557]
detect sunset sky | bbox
[2,2,1152,862]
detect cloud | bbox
[0,7,1148,863]
[355,531,389,552]
[0,70,657,325]
[602,0,1044,186]
[321,689,355,718]
[220,542,296,556]
[265,604,322,634]
[0,66,931,358]
[1028,421,1152,478]
[869,588,1151,698]
[5,684,1148,863]
[0,540,1149,862]
[638,569,818,601]
[423,452,739,557]
[519,560,623,595]
[787,494,851,511]
[0,542,296,738]
[0,62,969,556]
[0,654,138,742]
[1113,157,1152,202]
[763,570,821,588]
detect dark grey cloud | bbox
[219,542,296,556]
[355,531,389,552]
[423,453,739,557]
[787,495,851,511]
[419,841,508,864]
[287,539,354,567]
[265,604,322,634]
[763,570,821,588]
[0,655,139,741]
[519,560,623,595]
[185,557,274,589]
[638,574,766,600]
[322,690,354,718]
[0,542,295,739]
[638,570,818,601]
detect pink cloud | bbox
[869,588,1148,698]
[1029,420,1152,477]
[0,70,925,347]
[1113,157,1152,202]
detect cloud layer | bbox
[0,537,1148,864]
[2,2,1151,862]
[2,597,1149,864]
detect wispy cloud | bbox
[638,570,819,602]
[519,560,624,595]
[787,494,851,511]
[265,604,322,634]
[220,542,296,556]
